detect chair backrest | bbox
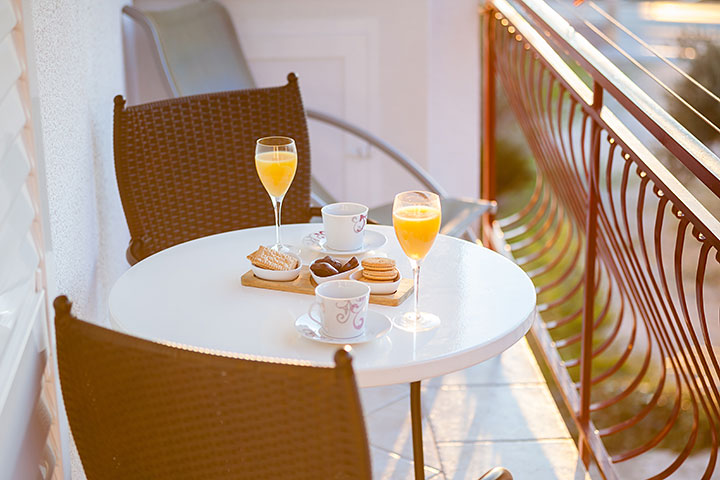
[54,295,372,480]
[125,0,257,96]
[113,73,312,261]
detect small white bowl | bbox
[251,253,302,281]
[310,264,361,285]
[350,269,401,295]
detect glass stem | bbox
[272,196,283,247]
[412,259,422,321]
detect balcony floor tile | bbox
[360,383,409,415]
[370,446,442,479]
[360,337,588,479]
[366,396,443,471]
[426,338,545,387]
[436,439,591,480]
[425,383,572,443]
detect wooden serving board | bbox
[240,266,413,307]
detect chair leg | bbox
[478,467,513,480]
[410,381,424,480]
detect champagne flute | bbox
[255,136,298,252]
[392,191,442,332]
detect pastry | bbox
[338,257,359,273]
[310,255,359,277]
[247,246,298,271]
[318,255,343,271]
[311,262,339,277]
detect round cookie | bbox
[361,257,396,271]
[360,275,397,283]
[362,267,399,282]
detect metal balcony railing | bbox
[480,1,720,478]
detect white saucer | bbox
[295,310,392,345]
[303,230,387,255]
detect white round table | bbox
[109,224,536,387]
[109,224,536,479]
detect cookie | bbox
[361,257,396,271]
[247,246,298,271]
[362,267,399,282]
[360,274,398,283]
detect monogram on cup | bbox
[352,214,367,233]
[335,299,366,330]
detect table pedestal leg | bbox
[410,381,424,480]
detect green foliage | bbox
[668,39,720,150]
[494,86,537,218]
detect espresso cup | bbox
[308,280,370,339]
[321,202,368,251]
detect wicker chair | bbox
[122,0,495,241]
[54,295,372,479]
[113,73,313,264]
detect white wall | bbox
[128,0,480,205]
[428,0,481,199]
[30,0,130,325]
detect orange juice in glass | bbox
[255,150,297,198]
[392,191,442,332]
[393,205,442,260]
[255,136,297,252]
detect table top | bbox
[108,224,536,387]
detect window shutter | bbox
[0,0,63,478]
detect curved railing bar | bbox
[505,0,720,194]
[487,1,720,477]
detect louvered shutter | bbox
[0,0,63,478]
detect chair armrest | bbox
[478,467,513,480]
[126,242,139,266]
[305,108,449,197]
[126,237,148,266]
[309,206,323,219]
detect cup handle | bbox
[308,301,323,326]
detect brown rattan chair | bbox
[54,295,372,479]
[113,73,313,264]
